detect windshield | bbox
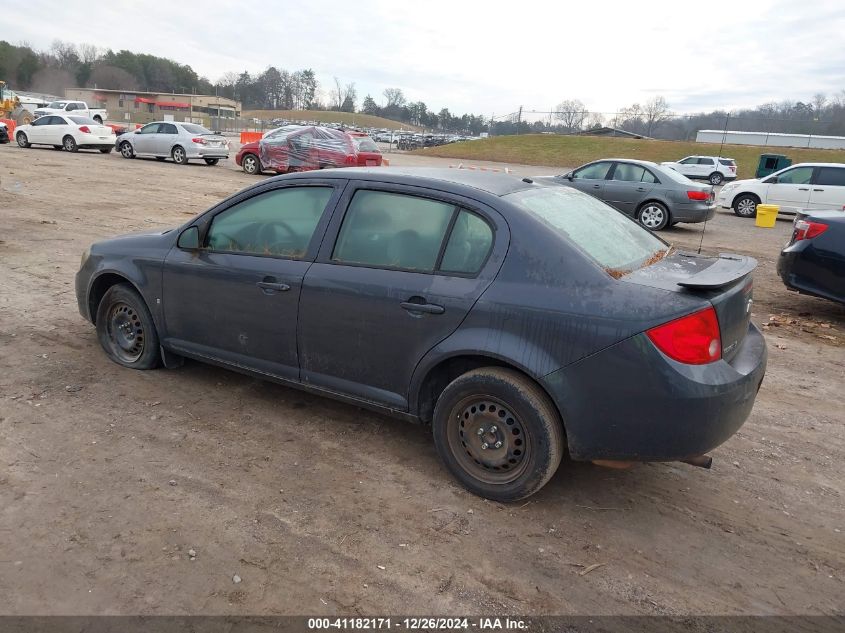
[353,137,379,152]
[181,123,213,135]
[69,116,97,125]
[47,101,67,109]
[506,186,668,276]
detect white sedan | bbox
[15,114,115,153]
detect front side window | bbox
[611,163,647,182]
[775,166,814,185]
[332,190,456,272]
[679,157,697,165]
[139,123,161,134]
[573,162,612,180]
[815,167,845,187]
[206,186,333,258]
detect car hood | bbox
[92,227,175,250]
[724,177,761,188]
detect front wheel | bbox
[16,132,30,148]
[241,153,261,175]
[432,367,564,502]
[204,158,219,165]
[708,172,724,185]
[637,201,670,231]
[733,194,759,218]
[63,135,78,152]
[95,283,160,370]
[119,141,134,159]
[172,145,188,165]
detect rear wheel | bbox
[95,284,160,370]
[204,158,219,165]
[708,172,724,185]
[119,141,134,159]
[733,194,759,218]
[16,132,30,148]
[63,135,78,152]
[432,367,564,502]
[241,153,261,175]
[93,115,103,124]
[172,145,188,165]
[637,201,670,231]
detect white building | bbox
[696,129,845,150]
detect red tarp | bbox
[134,97,156,104]
[157,102,190,108]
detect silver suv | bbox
[661,156,738,185]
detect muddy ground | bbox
[0,143,842,616]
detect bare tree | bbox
[78,43,100,64]
[383,88,406,108]
[553,98,588,132]
[643,96,672,136]
[88,65,139,90]
[812,93,827,118]
[30,67,76,95]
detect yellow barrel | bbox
[755,204,779,228]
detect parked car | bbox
[536,159,715,230]
[661,156,737,185]
[75,169,766,501]
[15,114,115,152]
[348,133,383,166]
[33,100,108,124]
[0,121,9,144]
[777,210,845,305]
[718,163,845,218]
[116,121,229,165]
[235,125,356,175]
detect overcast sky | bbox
[4,0,845,117]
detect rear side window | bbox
[332,190,455,272]
[506,187,667,276]
[440,211,493,274]
[697,158,715,165]
[611,163,648,182]
[815,167,845,187]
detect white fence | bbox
[696,129,845,150]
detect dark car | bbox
[75,168,766,501]
[537,159,715,231]
[235,125,357,175]
[777,210,845,305]
[0,123,9,144]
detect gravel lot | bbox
[0,144,842,616]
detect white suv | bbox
[717,162,845,218]
[661,156,737,185]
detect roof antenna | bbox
[698,110,731,255]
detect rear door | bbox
[696,157,716,178]
[569,161,613,200]
[298,183,506,409]
[602,162,656,216]
[155,122,178,156]
[765,165,814,213]
[161,181,343,380]
[809,166,845,211]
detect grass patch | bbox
[243,109,420,131]
[414,134,845,179]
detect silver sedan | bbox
[536,158,715,231]
[116,121,229,165]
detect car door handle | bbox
[799,187,810,191]
[592,184,601,189]
[636,187,646,191]
[813,188,824,192]
[400,301,445,315]
[257,281,290,292]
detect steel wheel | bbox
[734,195,758,218]
[105,301,145,363]
[709,172,723,185]
[448,396,530,485]
[242,154,260,175]
[172,146,187,165]
[638,203,668,230]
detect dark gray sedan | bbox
[76,168,766,501]
[537,158,716,230]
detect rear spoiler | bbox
[676,253,757,290]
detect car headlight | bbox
[80,248,90,269]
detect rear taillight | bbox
[730,165,737,172]
[793,219,828,241]
[192,137,207,145]
[78,126,91,133]
[646,306,721,365]
[687,190,709,201]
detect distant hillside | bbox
[414,134,845,179]
[243,110,422,132]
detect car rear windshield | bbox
[181,123,212,135]
[69,116,97,125]
[354,137,379,152]
[506,187,668,276]
[719,158,736,166]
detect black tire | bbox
[95,283,160,370]
[119,141,135,159]
[63,135,78,152]
[432,367,564,502]
[16,132,30,148]
[172,145,188,165]
[204,158,219,165]
[708,172,724,185]
[241,153,261,175]
[93,115,103,124]
[99,147,113,154]
[637,201,670,231]
[733,193,759,218]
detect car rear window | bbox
[506,187,668,276]
[69,116,96,125]
[181,123,212,135]
[354,137,379,152]
[719,158,736,166]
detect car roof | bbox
[588,158,660,168]
[280,167,537,197]
[789,162,845,168]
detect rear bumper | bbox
[778,245,845,305]
[542,322,767,461]
[186,147,229,159]
[671,202,716,223]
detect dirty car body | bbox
[76,168,767,500]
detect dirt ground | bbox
[0,143,843,617]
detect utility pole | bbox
[516,105,523,135]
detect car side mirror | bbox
[564,172,574,181]
[763,176,777,184]
[177,226,200,250]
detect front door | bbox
[568,161,613,200]
[161,183,341,380]
[298,184,504,409]
[765,165,814,213]
[133,123,161,154]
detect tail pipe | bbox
[681,454,712,469]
